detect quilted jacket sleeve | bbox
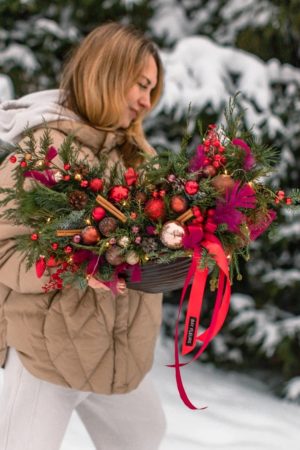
[0,129,68,294]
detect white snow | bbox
[2,335,298,449]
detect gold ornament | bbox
[25,153,32,161]
[74,173,82,181]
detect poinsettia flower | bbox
[232,138,255,171]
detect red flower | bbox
[184,180,199,195]
[108,185,129,203]
[124,168,138,186]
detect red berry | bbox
[63,175,71,181]
[9,155,17,163]
[51,242,59,250]
[31,233,39,241]
[80,180,89,188]
[20,161,27,168]
[64,163,71,170]
[212,161,220,168]
[286,197,292,205]
[64,245,73,254]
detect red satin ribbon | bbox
[169,232,231,410]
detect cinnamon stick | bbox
[56,229,83,237]
[177,208,194,224]
[96,194,127,223]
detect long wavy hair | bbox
[59,22,164,166]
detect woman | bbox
[0,22,166,450]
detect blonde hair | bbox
[59,22,163,165]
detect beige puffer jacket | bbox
[0,120,163,394]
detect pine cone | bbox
[68,190,88,210]
[141,237,158,253]
[73,162,90,178]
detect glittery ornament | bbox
[125,250,140,265]
[98,217,118,237]
[211,174,235,194]
[89,178,104,192]
[203,165,217,177]
[81,226,100,245]
[118,236,130,248]
[72,234,81,244]
[105,245,124,265]
[184,180,199,195]
[144,198,166,221]
[74,173,82,181]
[92,207,106,221]
[170,195,188,213]
[160,221,185,249]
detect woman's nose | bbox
[139,92,151,111]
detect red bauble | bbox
[144,198,166,221]
[108,185,129,203]
[20,161,27,168]
[184,180,199,195]
[63,175,71,181]
[90,178,104,192]
[64,245,73,254]
[80,180,89,188]
[9,155,17,163]
[31,233,39,241]
[92,206,106,221]
[203,165,217,177]
[81,226,100,245]
[170,195,188,213]
[64,163,71,170]
[51,242,59,250]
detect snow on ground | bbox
[1,336,299,449]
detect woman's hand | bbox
[88,276,127,295]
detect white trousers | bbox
[0,348,166,450]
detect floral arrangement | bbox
[1,100,299,408]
